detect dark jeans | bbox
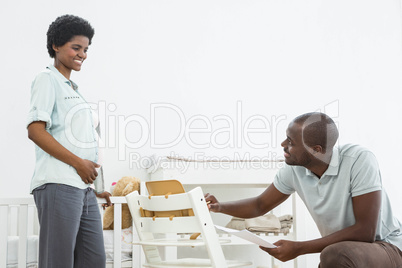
[319,241,402,268]
[33,183,106,268]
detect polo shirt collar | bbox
[306,147,340,177]
[47,64,78,90]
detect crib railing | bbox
[0,196,141,268]
[0,197,38,268]
[98,196,142,268]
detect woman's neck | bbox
[54,61,72,80]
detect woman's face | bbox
[53,35,90,77]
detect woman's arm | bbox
[28,121,99,184]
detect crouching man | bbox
[205,112,402,267]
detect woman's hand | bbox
[74,159,100,184]
[96,191,112,209]
[28,122,100,184]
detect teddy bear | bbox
[103,176,141,230]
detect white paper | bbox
[215,225,277,248]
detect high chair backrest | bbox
[126,186,228,268]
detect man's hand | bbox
[260,240,302,262]
[204,193,221,212]
[74,159,100,184]
[96,191,112,209]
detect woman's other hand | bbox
[96,191,112,209]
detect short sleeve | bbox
[273,164,296,195]
[26,72,56,129]
[350,151,382,197]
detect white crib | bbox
[0,196,142,268]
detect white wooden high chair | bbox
[125,186,252,268]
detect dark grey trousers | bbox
[319,240,402,268]
[33,183,106,268]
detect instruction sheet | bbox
[215,225,277,248]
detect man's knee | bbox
[320,242,356,268]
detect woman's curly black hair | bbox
[47,14,95,58]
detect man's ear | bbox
[52,44,59,53]
[312,145,323,154]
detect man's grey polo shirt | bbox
[274,144,402,250]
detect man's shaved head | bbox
[293,112,339,153]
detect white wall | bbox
[1,0,402,266]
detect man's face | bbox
[280,122,312,166]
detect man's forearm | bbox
[217,185,289,219]
[219,197,264,218]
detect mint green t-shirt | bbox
[27,65,104,193]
